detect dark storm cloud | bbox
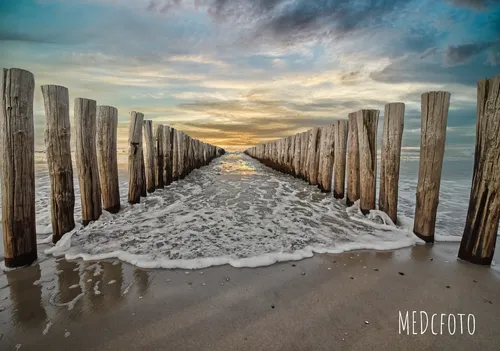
[370,54,499,86]
[444,41,499,66]
[444,0,500,10]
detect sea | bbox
[2,146,495,270]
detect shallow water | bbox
[0,152,493,269]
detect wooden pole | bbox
[140,148,147,197]
[164,126,173,185]
[155,124,164,189]
[128,111,144,204]
[413,91,450,243]
[334,120,348,198]
[307,128,321,185]
[318,125,335,192]
[143,120,155,193]
[75,98,102,225]
[379,103,405,224]
[356,109,379,214]
[346,112,360,206]
[458,76,500,265]
[96,105,120,214]
[41,85,76,243]
[1,68,37,267]
[293,133,301,177]
[300,131,309,180]
[172,128,179,181]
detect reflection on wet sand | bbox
[5,265,47,330]
[101,261,124,309]
[134,268,151,296]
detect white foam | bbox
[42,321,52,335]
[6,153,477,271]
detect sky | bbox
[1,0,499,151]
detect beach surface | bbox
[1,243,499,350]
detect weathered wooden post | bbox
[155,124,164,189]
[307,128,321,185]
[164,126,173,185]
[293,133,301,177]
[143,120,155,193]
[300,131,309,180]
[413,92,450,243]
[41,85,76,243]
[96,105,120,213]
[379,103,405,223]
[75,98,102,225]
[172,129,179,181]
[128,111,144,204]
[356,109,379,214]
[1,68,37,267]
[334,119,348,198]
[459,76,500,265]
[346,112,360,206]
[140,150,147,196]
[318,125,335,192]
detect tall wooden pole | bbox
[75,98,102,225]
[143,120,155,193]
[356,109,379,215]
[165,126,174,185]
[319,125,335,192]
[155,124,164,189]
[379,103,405,224]
[293,133,301,177]
[300,131,309,180]
[1,68,37,267]
[459,76,500,265]
[140,148,147,197]
[413,92,450,243]
[307,127,321,185]
[96,105,120,213]
[334,119,348,199]
[346,112,360,206]
[41,85,75,243]
[128,111,144,204]
[172,128,179,181]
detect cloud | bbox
[443,0,500,10]
[444,41,499,66]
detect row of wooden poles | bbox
[245,74,500,266]
[0,68,225,268]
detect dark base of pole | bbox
[4,249,38,268]
[104,204,121,214]
[147,187,155,194]
[458,248,493,265]
[346,198,356,207]
[360,208,371,216]
[413,230,434,244]
[333,191,344,199]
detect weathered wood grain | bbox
[459,76,500,265]
[356,109,379,214]
[334,119,348,199]
[1,68,37,267]
[143,120,155,193]
[155,124,164,189]
[41,85,76,243]
[318,125,335,192]
[96,105,120,213]
[346,112,360,206]
[379,103,405,224]
[413,91,450,243]
[75,98,102,225]
[128,111,144,204]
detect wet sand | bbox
[1,243,499,350]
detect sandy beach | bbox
[1,243,499,350]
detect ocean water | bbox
[1,151,489,269]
